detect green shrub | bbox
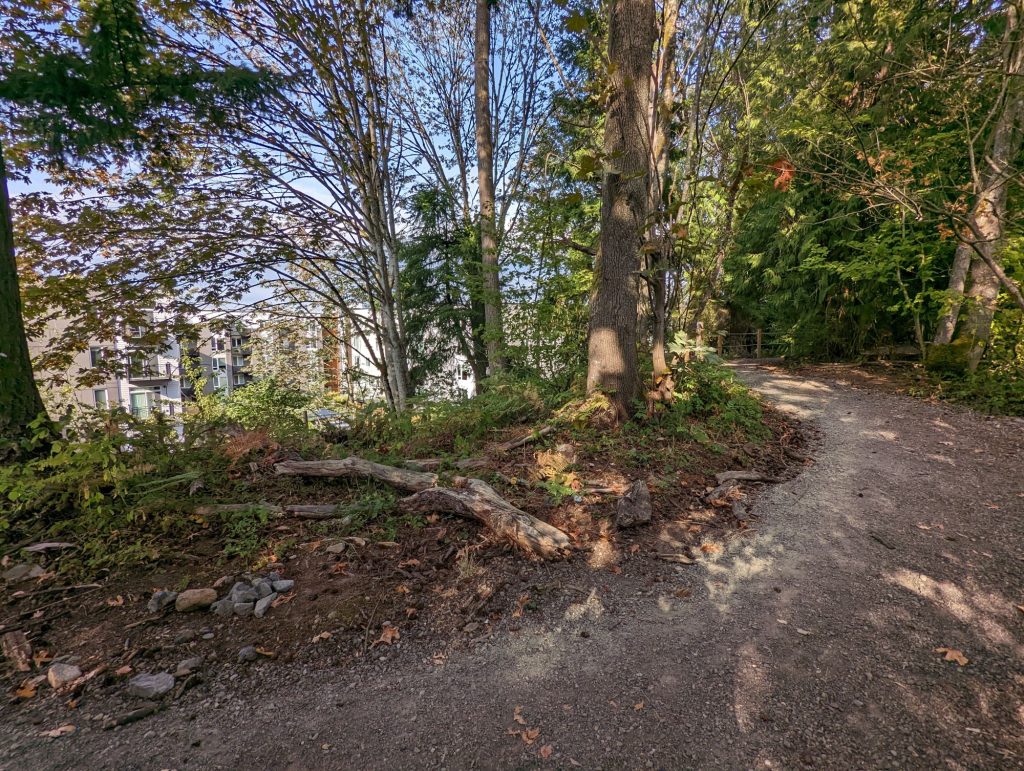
[666,360,769,442]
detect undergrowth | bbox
[0,362,770,576]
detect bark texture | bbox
[587,0,655,417]
[274,457,439,491]
[936,0,1024,366]
[0,140,47,444]
[399,477,570,559]
[474,0,505,375]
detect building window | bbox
[234,373,246,386]
[231,336,244,349]
[130,391,151,419]
[232,353,245,367]
[212,336,227,352]
[90,347,105,367]
[212,373,228,391]
[93,389,108,408]
[212,355,226,372]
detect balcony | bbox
[128,360,174,384]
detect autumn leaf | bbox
[255,646,277,658]
[522,727,541,745]
[40,724,76,738]
[513,594,531,618]
[330,562,351,575]
[32,650,52,668]
[634,701,644,711]
[399,558,420,568]
[934,647,969,666]
[106,595,124,607]
[372,624,400,648]
[311,631,332,643]
[15,680,38,699]
[700,542,722,555]
[539,744,553,759]
[405,606,418,618]
[513,705,527,725]
[608,564,622,575]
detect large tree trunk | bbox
[0,139,47,446]
[587,0,655,418]
[940,0,1024,363]
[474,0,506,375]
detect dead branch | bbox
[275,457,438,492]
[494,425,555,453]
[399,477,570,559]
[714,470,782,485]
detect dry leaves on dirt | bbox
[513,705,527,725]
[372,624,400,648]
[311,631,332,643]
[934,647,969,666]
[40,724,76,738]
[539,744,554,759]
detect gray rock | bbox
[326,542,347,554]
[234,602,255,617]
[175,656,204,678]
[47,663,82,689]
[271,579,295,593]
[229,582,259,604]
[174,629,197,644]
[147,590,178,614]
[615,480,652,528]
[255,580,273,599]
[2,564,45,583]
[211,598,234,618]
[127,672,175,699]
[237,645,258,663]
[175,588,217,613]
[267,572,281,583]
[201,632,214,640]
[254,592,278,619]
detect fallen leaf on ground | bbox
[106,595,124,606]
[329,563,350,575]
[521,727,541,745]
[41,724,75,738]
[395,584,411,594]
[539,744,553,759]
[700,542,722,554]
[513,705,527,725]
[32,650,52,668]
[311,631,332,643]
[399,558,420,568]
[608,565,622,575]
[255,646,277,658]
[15,680,38,699]
[934,647,969,666]
[271,593,294,607]
[628,543,641,554]
[405,606,418,618]
[372,624,400,648]
[513,594,531,618]
[634,701,644,711]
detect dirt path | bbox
[4,365,1023,769]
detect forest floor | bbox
[3,363,1024,769]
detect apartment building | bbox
[28,311,184,420]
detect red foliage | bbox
[769,158,796,191]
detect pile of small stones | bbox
[145,572,295,619]
[211,572,294,619]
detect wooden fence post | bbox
[717,332,725,357]
[756,329,763,359]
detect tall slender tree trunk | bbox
[648,0,680,378]
[938,0,1024,365]
[587,0,655,419]
[474,0,505,375]
[0,139,47,445]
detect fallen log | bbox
[494,425,555,453]
[399,477,570,559]
[194,503,283,517]
[283,504,353,523]
[714,470,781,485]
[275,457,437,492]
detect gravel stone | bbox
[254,593,278,619]
[147,590,178,614]
[127,672,175,699]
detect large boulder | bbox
[175,588,217,613]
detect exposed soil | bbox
[2,364,1023,769]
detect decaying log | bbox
[275,457,437,492]
[714,470,781,485]
[284,504,353,523]
[494,425,555,453]
[403,458,489,473]
[194,503,283,517]
[399,477,570,559]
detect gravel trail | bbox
[4,364,1023,769]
